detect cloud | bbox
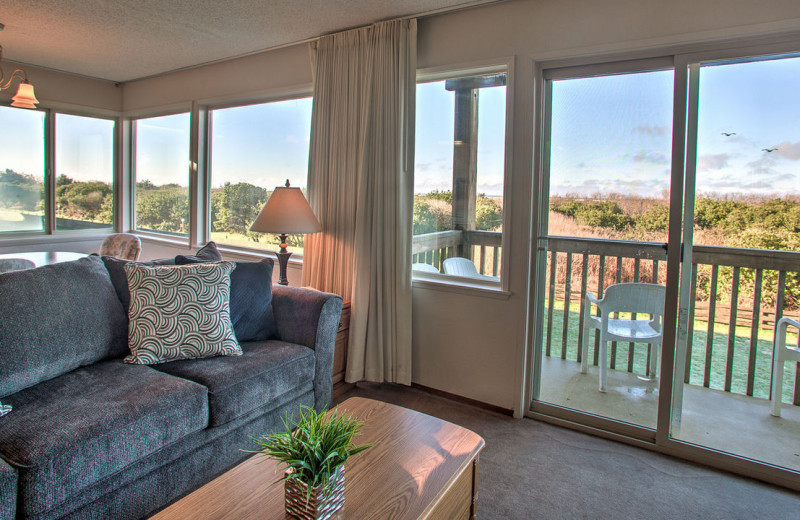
[632,151,669,165]
[285,135,299,144]
[477,183,504,197]
[552,175,668,198]
[697,153,730,171]
[633,124,670,136]
[775,141,800,160]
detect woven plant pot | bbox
[284,466,345,520]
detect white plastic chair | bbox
[442,257,500,282]
[412,263,440,274]
[581,283,666,392]
[770,316,800,417]
[443,257,480,277]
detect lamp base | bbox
[276,233,292,286]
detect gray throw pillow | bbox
[124,261,242,364]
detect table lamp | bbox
[250,180,322,285]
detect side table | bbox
[332,299,354,398]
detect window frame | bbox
[0,102,119,243]
[411,58,514,295]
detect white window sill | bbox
[412,274,511,300]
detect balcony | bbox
[412,229,502,276]
[540,235,800,472]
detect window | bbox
[55,114,115,230]
[134,113,190,236]
[208,97,312,253]
[413,71,507,282]
[0,106,116,236]
[0,106,45,233]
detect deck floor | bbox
[538,356,800,472]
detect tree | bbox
[551,200,632,231]
[56,174,74,187]
[211,182,268,237]
[636,204,670,232]
[56,181,113,223]
[475,194,503,231]
[135,186,189,233]
[0,168,43,211]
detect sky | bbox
[549,55,800,199]
[3,55,800,200]
[414,79,507,196]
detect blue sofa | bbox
[0,255,342,519]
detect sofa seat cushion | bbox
[154,340,315,427]
[0,360,208,517]
[0,458,16,520]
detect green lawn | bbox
[209,231,304,255]
[542,300,796,403]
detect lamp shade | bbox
[11,83,38,109]
[250,185,322,234]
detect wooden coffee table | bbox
[151,397,485,519]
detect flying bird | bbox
[721,132,736,136]
[762,148,779,153]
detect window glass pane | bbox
[0,106,45,233]
[537,69,673,430]
[413,73,506,281]
[548,70,674,243]
[209,97,312,253]
[55,114,115,230]
[134,113,190,236]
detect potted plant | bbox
[250,406,372,519]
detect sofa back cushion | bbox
[174,256,277,341]
[0,256,128,397]
[101,256,176,313]
[102,242,222,313]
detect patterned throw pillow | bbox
[124,261,242,364]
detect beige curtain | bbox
[302,19,416,385]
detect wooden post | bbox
[445,74,506,260]
[451,87,478,258]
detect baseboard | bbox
[411,383,514,416]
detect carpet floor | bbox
[337,383,800,520]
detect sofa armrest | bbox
[0,457,17,520]
[271,286,343,411]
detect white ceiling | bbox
[1,0,486,83]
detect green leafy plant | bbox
[249,406,372,499]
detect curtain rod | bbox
[128,0,503,83]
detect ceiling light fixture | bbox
[0,23,38,109]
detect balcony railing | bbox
[411,230,502,276]
[544,236,800,405]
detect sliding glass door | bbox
[670,54,800,473]
[531,48,800,485]
[532,62,676,434]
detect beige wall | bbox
[122,44,312,112]
[5,60,122,112]
[7,0,800,413]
